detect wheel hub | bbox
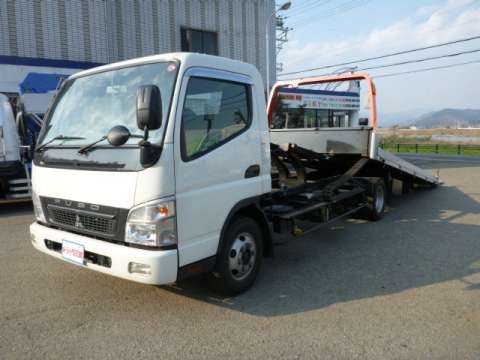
[375,185,385,213]
[228,232,256,280]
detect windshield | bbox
[39,61,178,147]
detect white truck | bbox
[1,73,65,203]
[30,53,439,294]
[0,94,42,203]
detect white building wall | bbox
[0,0,276,89]
[0,2,9,55]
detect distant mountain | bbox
[413,109,480,128]
[377,108,432,128]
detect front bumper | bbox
[30,222,178,285]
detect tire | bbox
[215,217,263,295]
[364,178,387,221]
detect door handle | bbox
[245,165,260,178]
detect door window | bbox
[181,77,251,161]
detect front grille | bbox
[47,205,116,236]
[40,197,129,242]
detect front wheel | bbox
[215,217,263,295]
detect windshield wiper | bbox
[78,135,108,154]
[35,135,86,152]
[78,131,143,155]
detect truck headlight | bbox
[32,189,46,223]
[125,197,177,247]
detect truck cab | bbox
[30,53,272,293]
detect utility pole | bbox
[265,1,291,91]
[275,14,292,74]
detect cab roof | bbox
[69,52,261,82]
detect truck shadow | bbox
[167,182,480,317]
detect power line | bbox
[289,0,371,29]
[289,1,358,28]
[286,0,334,17]
[286,0,326,16]
[360,48,480,71]
[278,34,480,76]
[289,0,364,20]
[280,47,480,80]
[372,59,480,79]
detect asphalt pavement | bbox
[1,154,479,359]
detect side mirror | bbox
[358,118,369,126]
[136,85,162,132]
[107,125,130,146]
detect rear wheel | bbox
[215,217,263,295]
[364,178,386,221]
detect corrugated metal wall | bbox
[0,0,275,84]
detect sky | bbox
[277,0,480,121]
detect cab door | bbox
[173,68,263,267]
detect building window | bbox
[181,77,251,161]
[181,28,218,55]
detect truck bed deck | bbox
[270,127,441,186]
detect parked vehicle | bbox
[0,94,25,202]
[0,73,66,203]
[29,53,439,294]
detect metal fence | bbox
[379,143,480,155]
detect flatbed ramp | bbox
[374,147,441,185]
